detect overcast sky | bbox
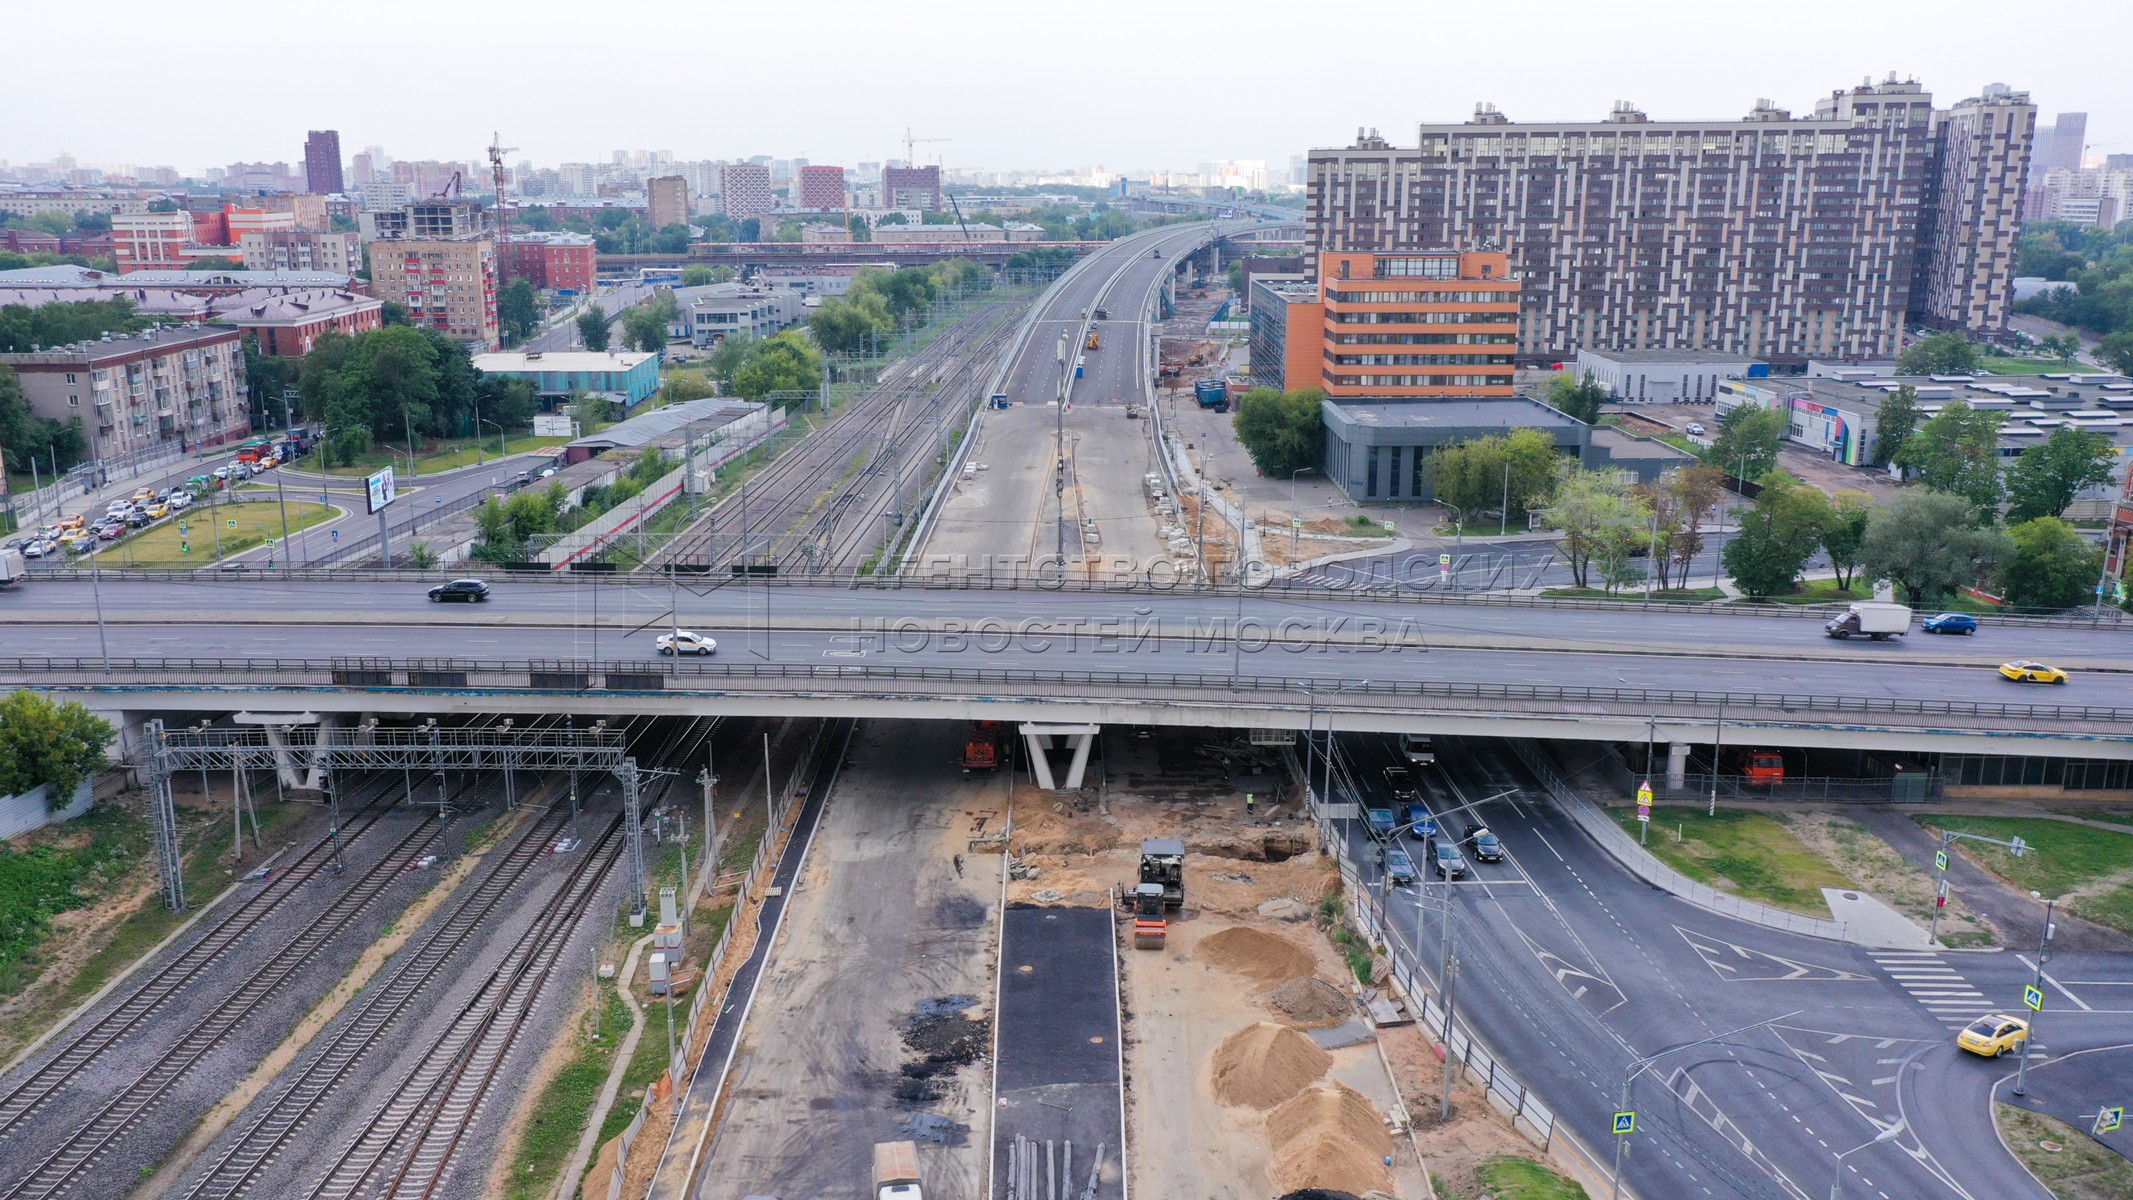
[7,0,2126,176]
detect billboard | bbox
[365,467,397,514]
[533,413,575,438]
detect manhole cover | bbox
[1089,1036,1105,1044]
[1018,964,1035,973]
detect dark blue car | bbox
[1922,612,1977,635]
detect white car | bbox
[1685,421,1707,436]
[654,630,718,656]
[167,491,193,509]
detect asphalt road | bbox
[523,282,655,353]
[1336,735,2133,1200]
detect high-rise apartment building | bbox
[304,130,344,195]
[1306,78,2036,364]
[239,229,361,275]
[350,152,376,187]
[797,165,847,211]
[648,176,690,229]
[369,238,499,349]
[716,162,774,218]
[882,165,942,211]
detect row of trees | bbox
[1868,388,2117,520]
[0,298,147,354]
[2013,220,2133,348]
[0,364,87,477]
[809,260,995,355]
[298,325,539,464]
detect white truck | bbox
[0,547,26,587]
[1824,601,1911,641]
[872,1140,923,1200]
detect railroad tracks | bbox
[0,774,403,1144]
[180,801,584,1200]
[0,777,485,1200]
[648,293,1029,575]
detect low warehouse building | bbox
[1321,395,1694,503]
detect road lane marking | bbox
[2017,955,2094,1011]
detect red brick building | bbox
[220,289,384,356]
[502,232,597,292]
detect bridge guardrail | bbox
[19,564,2128,630]
[7,656,2128,727]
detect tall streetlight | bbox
[1609,1010,1803,1200]
[1829,1121,1905,1199]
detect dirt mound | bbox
[1209,1021,1331,1109]
[1199,926,1316,983]
[1267,1082,1394,1197]
[1263,976,1352,1028]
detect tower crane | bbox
[489,131,519,281]
[900,127,949,164]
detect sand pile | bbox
[1263,976,1352,1028]
[1267,1082,1395,1197]
[1199,927,1316,984]
[1209,1022,1332,1109]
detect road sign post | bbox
[1636,780,1652,844]
[2095,1106,2124,1136]
[2013,896,2057,1097]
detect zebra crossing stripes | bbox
[1870,950,1988,1023]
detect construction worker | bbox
[1245,792,1256,822]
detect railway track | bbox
[0,773,404,1143]
[180,802,581,1200]
[646,292,1030,575]
[315,816,626,1199]
[0,776,490,1200]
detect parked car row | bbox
[7,441,299,561]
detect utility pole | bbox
[2012,894,2057,1097]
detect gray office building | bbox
[1321,396,1693,503]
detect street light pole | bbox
[2012,894,2057,1097]
[1610,1010,1804,1200]
[1828,1122,1905,1199]
[1709,698,1724,817]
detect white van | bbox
[1400,733,1436,766]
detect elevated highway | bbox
[5,576,2128,758]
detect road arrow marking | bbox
[1676,926,1869,983]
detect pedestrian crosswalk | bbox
[1870,950,1989,1024]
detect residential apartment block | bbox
[502,231,597,292]
[238,229,360,275]
[882,165,942,211]
[797,165,847,211]
[1305,78,2036,365]
[221,289,383,357]
[305,130,344,195]
[0,325,250,458]
[716,163,774,218]
[648,176,690,229]
[369,238,499,350]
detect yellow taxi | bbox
[131,487,158,505]
[1999,661,2069,685]
[145,502,170,519]
[1957,1013,2029,1057]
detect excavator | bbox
[1131,838,1185,949]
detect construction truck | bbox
[1086,329,1101,350]
[960,720,1003,773]
[872,1140,924,1200]
[1132,838,1186,949]
[1193,379,1229,411]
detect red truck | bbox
[960,721,1003,772]
[1733,749,1786,787]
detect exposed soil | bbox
[1209,1021,1332,1109]
[1262,976,1354,1029]
[1380,1016,1559,1197]
[1200,927,1318,985]
[1266,1081,1396,1198]
[1786,810,1991,945]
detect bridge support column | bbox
[1019,723,1099,792]
[1667,741,1690,791]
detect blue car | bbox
[1922,612,1978,635]
[1364,806,1397,841]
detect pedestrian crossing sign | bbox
[2025,984,2044,1011]
[1935,850,1948,872]
[2096,1106,2123,1135]
[1612,1111,1636,1134]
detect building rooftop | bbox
[1325,396,1584,429]
[1578,349,1763,364]
[118,268,358,288]
[471,350,657,374]
[0,322,238,365]
[503,230,596,247]
[567,398,760,451]
[1588,426,1698,461]
[216,289,380,324]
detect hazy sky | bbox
[7,0,2127,175]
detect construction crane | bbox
[488,131,519,282]
[900,126,949,165]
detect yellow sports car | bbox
[1957,1013,2029,1057]
[1999,661,2069,685]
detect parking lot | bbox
[8,433,319,566]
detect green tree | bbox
[1549,467,1640,590]
[1542,371,1606,424]
[2097,330,2133,376]
[1870,384,1921,468]
[1818,490,1874,591]
[1660,465,1728,591]
[1721,473,1829,598]
[497,278,541,347]
[728,330,823,401]
[471,483,566,562]
[241,334,295,428]
[476,375,539,434]
[1230,387,1327,480]
[810,287,893,354]
[1706,404,1786,481]
[1422,428,1559,530]
[0,691,114,806]
[1998,517,2104,610]
[0,363,87,474]
[621,304,668,353]
[0,298,148,353]
[1860,490,2010,605]
[567,390,610,431]
[575,307,611,352]
[680,265,736,287]
[703,332,752,385]
[1897,401,2005,512]
[2005,425,2118,522]
[1895,331,1981,376]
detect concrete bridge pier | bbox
[1667,741,1691,791]
[1019,723,1100,791]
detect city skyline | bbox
[5,0,2127,180]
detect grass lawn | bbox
[316,434,569,477]
[1993,1104,2133,1200]
[1977,355,2103,376]
[1473,1154,1591,1199]
[1914,815,2133,936]
[1740,581,1871,606]
[103,501,334,566]
[1615,805,1855,914]
[1545,586,1726,603]
[1656,433,1706,456]
[502,985,630,1200]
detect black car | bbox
[1461,821,1505,863]
[428,578,491,602]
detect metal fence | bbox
[1508,740,1854,942]
[7,655,2127,730]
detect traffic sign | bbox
[1935,850,1949,872]
[2025,984,2044,1011]
[1612,1111,1636,1135]
[2096,1106,2124,1135]
[227,519,238,528]
[1437,553,1452,566]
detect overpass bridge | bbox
[6,575,2128,764]
[598,241,1109,272]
